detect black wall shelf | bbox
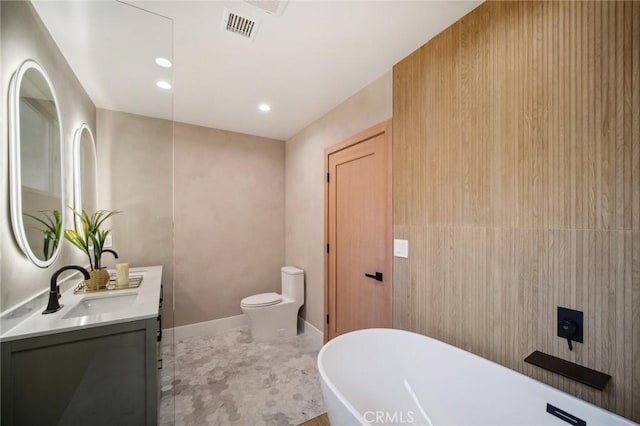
[524,351,611,391]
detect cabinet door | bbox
[2,319,157,426]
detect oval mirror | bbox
[8,59,64,268]
[73,124,98,226]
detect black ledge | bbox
[524,350,611,391]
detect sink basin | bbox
[62,293,138,319]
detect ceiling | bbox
[34,0,481,141]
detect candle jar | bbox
[116,263,129,287]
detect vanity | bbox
[0,266,164,426]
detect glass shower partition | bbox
[1,1,176,424]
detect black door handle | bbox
[365,272,383,282]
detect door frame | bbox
[323,119,392,342]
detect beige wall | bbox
[173,123,284,326]
[95,112,285,328]
[393,1,639,421]
[0,1,96,313]
[285,72,392,329]
[96,109,174,326]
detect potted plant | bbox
[64,209,120,290]
[24,210,62,261]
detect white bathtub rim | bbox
[317,328,636,426]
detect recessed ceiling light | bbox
[156,81,172,90]
[258,103,271,112]
[155,57,172,68]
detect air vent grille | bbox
[222,9,259,40]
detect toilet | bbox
[240,266,304,342]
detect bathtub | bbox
[318,328,636,426]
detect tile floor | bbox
[159,326,326,426]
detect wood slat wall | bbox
[392,1,639,421]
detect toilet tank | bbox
[281,266,304,303]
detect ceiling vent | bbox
[244,0,289,16]
[221,8,260,41]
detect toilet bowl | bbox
[240,266,304,342]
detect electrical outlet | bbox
[104,235,113,248]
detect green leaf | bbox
[24,210,62,260]
[65,208,121,270]
[94,210,121,231]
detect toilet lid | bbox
[241,292,282,307]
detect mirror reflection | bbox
[9,60,64,267]
[73,124,98,221]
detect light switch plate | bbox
[104,235,113,248]
[394,239,409,258]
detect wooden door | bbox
[325,120,392,341]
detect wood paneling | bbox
[393,1,640,421]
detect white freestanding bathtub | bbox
[318,328,637,426]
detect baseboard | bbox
[298,316,324,348]
[165,314,248,341]
[163,314,324,346]
[162,327,174,343]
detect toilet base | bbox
[241,300,302,342]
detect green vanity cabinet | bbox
[1,317,159,426]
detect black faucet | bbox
[43,265,90,314]
[102,249,118,259]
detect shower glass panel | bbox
[7,1,175,423]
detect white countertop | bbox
[0,266,163,342]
